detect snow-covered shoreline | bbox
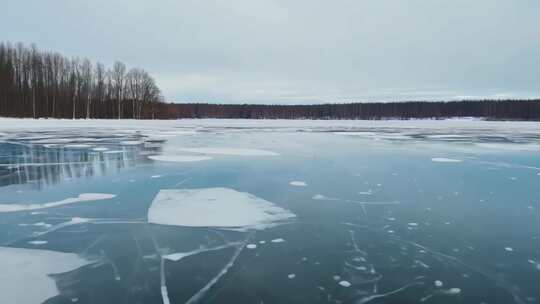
[0,117,539,132]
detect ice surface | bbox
[178,147,279,156]
[64,144,91,148]
[0,193,116,213]
[147,188,295,230]
[148,155,212,162]
[0,247,89,304]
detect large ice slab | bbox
[0,247,89,304]
[0,193,116,213]
[148,188,295,230]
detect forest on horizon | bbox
[1,42,540,121]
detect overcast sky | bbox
[4,0,540,104]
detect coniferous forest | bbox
[1,42,540,121]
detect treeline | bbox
[157,99,540,120]
[2,42,540,121]
[0,42,162,119]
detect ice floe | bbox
[271,238,286,243]
[147,188,295,230]
[178,147,279,156]
[246,244,257,249]
[435,280,443,287]
[289,181,307,187]
[0,247,89,304]
[288,274,296,279]
[148,155,212,162]
[0,193,116,213]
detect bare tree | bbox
[112,61,126,119]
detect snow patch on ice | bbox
[0,246,89,304]
[178,147,279,156]
[28,240,48,245]
[431,157,463,163]
[0,193,116,213]
[339,280,352,287]
[443,288,462,295]
[148,155,212,162]
[148,188,295,230]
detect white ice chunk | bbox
[312,194,326,200]
[92,147,109,152]
[148,155,212,162]
[288,273,296,279]
[28,240,48,245]
[443,288,461,295]
[339,280,352,287]
[289,181,307,187]
[271,238,285,243]
[0,247,89,304]
[504,247,514,252]
[178,147,279,156]
[148,188,295,230]
[431,158,463,163]
[246,244,257,249]
[0,193,116,213]
[434,280,443,287]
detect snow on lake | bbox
[1,118,540,304]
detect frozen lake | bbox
[1,119,540,304]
